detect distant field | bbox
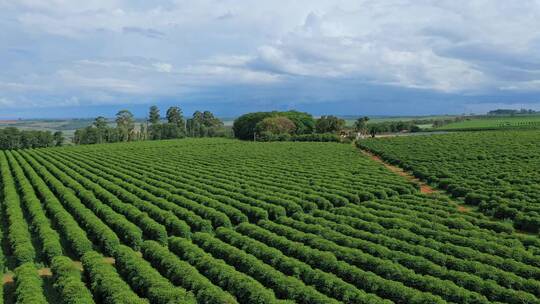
[343,115,460,127]
[434,115,540,130]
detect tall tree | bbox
[166,106,183,125]
[148,105,160,124]
[163,106,186,138]
[187,110,224,137]
[93,116,108,143]
[53,131,64,146]
[139,123,147,141]
[354,116,370,135]
[315,115,346,133]
[115,110,135,142]
[93,116,108,129]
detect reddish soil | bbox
[2,256,116,285]
[360,149,478,214]
[457,205,471,213]
[3,274,13,285]
[361,150,437,194]
[38,268,52,277]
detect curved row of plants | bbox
[358,130,540,232]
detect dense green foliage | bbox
[0,138,539,303]
[233,110,315,140]
[433,115,540,130]
[0,127,61,150]
[359,130,540,232]
[50,256,95,304]
[74,107,227,145]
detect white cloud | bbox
[153,62,173,73]
[1,0,540,112]
[57,69,147,94]
[0,97,17,107]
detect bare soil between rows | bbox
[2,257,115,285]
[359,149,471,213]
[360,150,437,195]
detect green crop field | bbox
[434,115,540,130]
[0,138,539,303]
[358,130,540,233]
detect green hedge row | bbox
[6,151,63,262]
[13,151,94,257]
[39,150,190,238]
[168,236,283,304]
[141,240,237,304]
[14,263,47,304]
[81,251,147,304]
[19,151,120,256]
[235,223,445,304]
[192,231,341,304]
[36,150,167,244]
[113,245,195,304]
[0,152,36,264]
[26,151,142,250]
[51,256,95,304]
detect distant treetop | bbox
[487,109,538,115]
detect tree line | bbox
[232,111,424,142]
[73,106,227,145]
[0,127,63,150]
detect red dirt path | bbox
[361,150,436,194]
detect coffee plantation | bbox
[358,130,540,233]
[0,138,539,303]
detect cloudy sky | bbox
[1,0,540,118]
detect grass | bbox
[434,115,540,130]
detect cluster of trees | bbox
[233,110,316,140]
[232,111,356,142]
[432,116,467,128]
[0,127,63,150]
[367,121,421,135]
[74,106,227,145]
[233,111,427,141]
[147,106,225,140]
[488,108,538,115]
